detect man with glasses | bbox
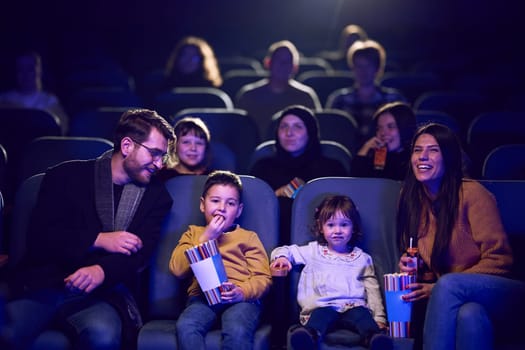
[3,109,174,350]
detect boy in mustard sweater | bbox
[170,170,272,350]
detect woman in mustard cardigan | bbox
[397,123,525,350]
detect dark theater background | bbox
[1,2,525,349]
[1,0,522,87]
[0,0,523,185]
[0,0,523,191]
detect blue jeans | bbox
[423,273,525,350]
[5,289,122,350]
[176,296,261,350]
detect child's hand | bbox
[201,214,226,242]
[376,321,389,331]
[220,282,244,303]
[270,256,292,271]
[274,185,289,198]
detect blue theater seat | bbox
[137,175,279,350]
[286,177,411,350]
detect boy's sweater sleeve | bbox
[169,226,197,278]
[236,233,272,300]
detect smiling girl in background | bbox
[157,117,211,180]
[351,101,416,180]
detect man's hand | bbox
[94,231,143,255]
[64,265,105,293]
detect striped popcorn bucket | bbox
[185,239,228,305]
[383,273,416,338]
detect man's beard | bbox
[124,158,154,186]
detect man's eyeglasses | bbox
[131,139,169,164]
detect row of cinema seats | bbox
[4,174,525,349]
[0,106,357,187]
[68,106,360,154]
[0,131,520,258]
[0,133,349,205]
[67,105,525,179]
[87,52,521,113]
[52,59,520,132]
[61,79,508,141]
[2,105,524,185]
[6,132,519,204]
[0,105,523,211]
[57,100,525,179]
[65,70,523,131]
[65,55,415,111]
[47,50,524,156]
[63,83,525,157]
[217,53,520,106]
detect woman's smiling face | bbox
[277,114,309,157]
[411,133,445,195]
[376,113,401,152]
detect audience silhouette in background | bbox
[250,105,347,245]
[163,36,223,91]
[0,51,69,134]
[235,40,321,138]
[326,39,405,143]
[318,24,369,71]
[351,101,416,180]
[157,116,212,181]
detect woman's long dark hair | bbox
[397,123,463,275]
[164,36,222,87]
[372,101,416,152]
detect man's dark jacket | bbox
[14,158,172,295]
